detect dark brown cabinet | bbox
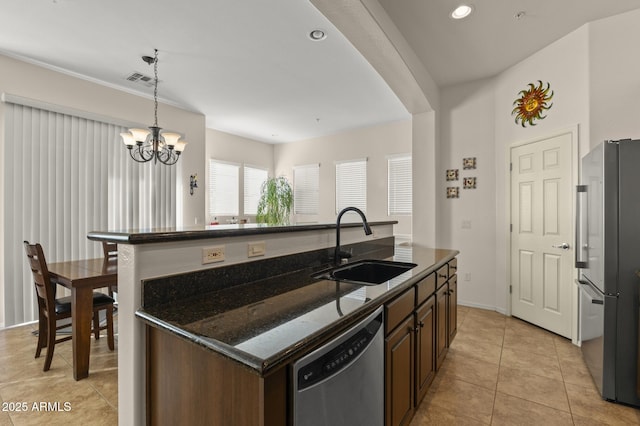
[448,275,458,344]
[415,295,436,404]
[385,315,415,426]
[435,282,449,369]
[385,267,441,426]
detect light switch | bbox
[248,241,266,257]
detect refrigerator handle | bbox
[575,185,588,268]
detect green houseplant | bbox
[256,176,293,225]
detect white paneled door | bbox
[510,132,575,338]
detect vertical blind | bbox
[209,160,239,217]
[335,159,367,213]
[293,164,319,215]
[388,155,412,215]
[3,102,176,326]
[244,165,268,215]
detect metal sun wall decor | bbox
[512,80,554,127]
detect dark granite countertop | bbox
[87,221,397,244]
[137,245,458,376]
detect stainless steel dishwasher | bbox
[293,306,384,426]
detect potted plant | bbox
[256,176,293,225]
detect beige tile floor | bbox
[411,306,640,425]
[1,307,639,425]
[0,320,117,426]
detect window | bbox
[335,158,367,213]
[244,166,268,215]
[293,164,320,215]
[388,154,412,215]
[209,160,239,217]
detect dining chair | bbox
[101,241,118,298]
[23,241,115,372]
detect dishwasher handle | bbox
[294,307,383,391]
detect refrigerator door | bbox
[614,139,640,406]
[578,143,606,293]
[579,280,604,393]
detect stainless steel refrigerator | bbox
[576,139,640,407]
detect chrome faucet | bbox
[335,207,372,265]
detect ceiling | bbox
[2,0,639,144]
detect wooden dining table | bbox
[47,257,117,380]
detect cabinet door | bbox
[385,316,415,426]
[448,275,458,344]
[415,295,436,405]
[436,283,449,370]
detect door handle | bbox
[552,243,570,250]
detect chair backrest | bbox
[23,241,56,317]
[102,242,117,259]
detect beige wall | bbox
[438,9,640,314]
[588,9,640,146]
[274,120,412,236]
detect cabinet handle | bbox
[419,321,425,328]
[413,326,420,333]
[448,289,455,295]
[438,273,447,279]
[450,265,457,271]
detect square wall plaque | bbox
[463,157,476,170]
[463,177,477,189]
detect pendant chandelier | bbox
[120,49,186,165]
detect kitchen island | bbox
[137,243,457,425]
[88,221,400,426]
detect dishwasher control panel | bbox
[297,311,383,390]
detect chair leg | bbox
[93,310,100,340]
[106,305,115,351]
[43,317,56,372]
[35,310,47,358]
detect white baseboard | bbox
[459,301,508,316]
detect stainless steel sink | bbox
[312,259,417,285]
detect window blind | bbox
[3,102,175,326]
[244,165,268,215]
[388,155,412,216]
[293,164,319,215]
[335,159,367,213]
[209,160,239,217]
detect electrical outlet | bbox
[248,241,266,258]
[202,246,225,264]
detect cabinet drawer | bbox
[435,265,448,288]
[385,287,415,335]
[448,258,458,277]
[416,273,436,306]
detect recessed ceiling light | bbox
[308,29,327,41]
[451,4,473,20]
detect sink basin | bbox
[313,260,417,285]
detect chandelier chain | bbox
[153,49,159,128]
